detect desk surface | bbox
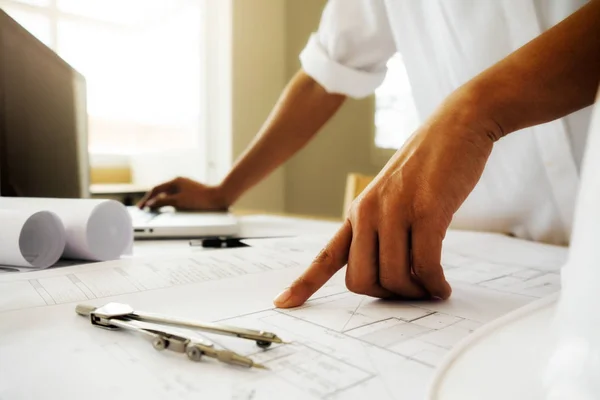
[0,222,568,400]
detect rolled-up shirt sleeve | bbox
[300,0,396,98]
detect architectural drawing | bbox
[0,231,567,399]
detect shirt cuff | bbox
[299,34,387,99]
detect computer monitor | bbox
[0,9,90,198]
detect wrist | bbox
[442,81,507,143]
[214,179,239,209]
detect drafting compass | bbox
[76,302,287,369]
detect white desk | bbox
[0,214,344,399]
[429,295,558,400]
[0,218,568,400]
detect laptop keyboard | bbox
[127,207,158,224]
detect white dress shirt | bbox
[426,91,600,399]
[300,0,593,245]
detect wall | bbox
[283,0,385,218]
[229,0,287,213]
[227,0,385,217]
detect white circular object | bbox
[429,294,558,400]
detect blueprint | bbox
[0,230,567,400]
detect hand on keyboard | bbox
[137,177,229,212]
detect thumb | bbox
[274,220,352,308]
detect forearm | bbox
[219,69,345,205]
[460,0,600,138]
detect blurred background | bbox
[0,0,420,218]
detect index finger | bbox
[273,220,352,308]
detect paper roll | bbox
[0,210,66,269]
[0,198,133,262]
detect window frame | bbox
[0,0,231,185]
[368,96,397,167]
[371,52,420,166]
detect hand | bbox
[137,177,229,211]
[273,94,500,308]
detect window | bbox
[374,53,419,150]
[1,0,214,184]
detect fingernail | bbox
[273,288,292,306]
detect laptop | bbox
[128,206,240,239]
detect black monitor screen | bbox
[0,9,89,198]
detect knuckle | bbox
[314,246,333,264]
[411,197,439,221]
[345,275,359,293]
[412,263,438,280]
[313,247,338,275]
[413,213,450,237]
[345,273,371,295]
[378,272,396,290]
[350,198,376,224]
[378,273,405,295]
[410,195,453,227]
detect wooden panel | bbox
[90,167,132,184]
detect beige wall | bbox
[283,0,385,218]
[230,0,287,213]
[229,0,386,217]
